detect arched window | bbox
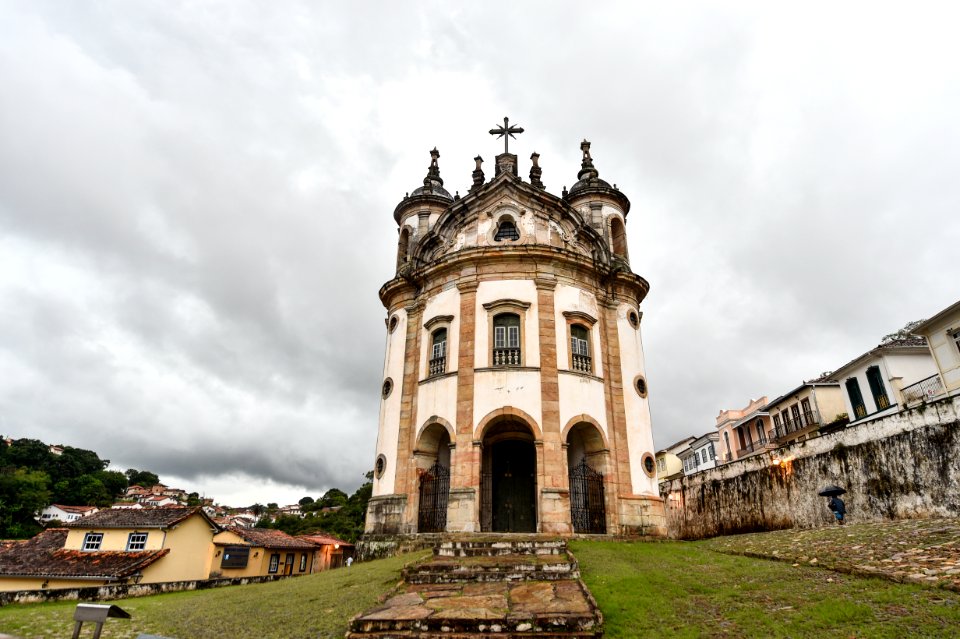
[493,313,521,366]
[429,328,447,376]
[397,227,411,268]
[494,218,520,242]
[570,324,591,373]
[610,216,627,259]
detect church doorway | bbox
[566,421,607,534]
[480,420,537,533]
[416,423,451,533]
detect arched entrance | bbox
[480,420,537,533]
[416,423,451,533]
[566,420,607,534]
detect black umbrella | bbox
[818,485,846,497]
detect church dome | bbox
[564,140,630,214]
[393,148,454,223]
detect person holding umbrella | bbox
[819,485,847,525]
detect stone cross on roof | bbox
[488,116,524,154]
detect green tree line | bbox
[255,474,372,543]
[0,437,160,538]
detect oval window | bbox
[382,378,394,399]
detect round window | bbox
[628,310,640,328]
[375,454,387,479]
[642,453,656,477]
[634,375,648,397]
[381,378,393,399]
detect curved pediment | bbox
[412,173,611,267]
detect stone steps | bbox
[347,538,602,638]
[404,554,579,584]
[435,539,567,558]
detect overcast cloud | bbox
[1,1,957,506]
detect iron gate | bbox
[418,462,449,533]
[569,458,606,534]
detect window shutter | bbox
[508,326,519,348]
[495,326,505,349]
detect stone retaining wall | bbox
[661,394,960,540]
[0,573,296,606]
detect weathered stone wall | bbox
[662,394,960,540]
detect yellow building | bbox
[765,379,847,445]
[914,300,960,399]
[0,507,219,591]
[212,527,318,578]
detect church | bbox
[365,121,666,537]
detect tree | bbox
[317,488,348,509]
[94,470,128,499]
[266,502,278,510]
[54,475,111,507]
[0,468,51,538]
[6,439,53,469]
[125,469,160,487]
[186,492,201,507]
[298,496,315,506]
[52,447,108,482]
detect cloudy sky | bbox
[1,1,957,507]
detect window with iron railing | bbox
[866,365,890,410]
[493,313,521,366]
[846,378,867,419]
[429,328,447,377]
[570,324,591,373]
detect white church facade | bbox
[365,126,666,536]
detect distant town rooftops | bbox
[64,506,214,530]
[219,527,318,550]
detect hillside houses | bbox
[0,506,346,592]
[661,299,960,487]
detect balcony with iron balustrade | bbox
[775,410,823,444]
[901,374,945,406]
[429,356,446,377]
[493,347,521,367]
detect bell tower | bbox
[365,122,665,539]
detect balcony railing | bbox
[901,374,944,405]
[429,356,446,377]
[572,353,592,373]
[775,410,822,440]
[493,347,521,367]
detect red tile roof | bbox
[64,506,216,530]
[220,527,318,550]
[298,533,353,547]
[0,529,168,580]
[49,504,98,514]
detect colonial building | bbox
[365,124,665,536]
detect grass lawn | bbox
[0,551,428,639]
[570,539,960,639]
[3,541,960,638]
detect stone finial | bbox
[495,153,518,178]
[471,155,485,191]
[562,185,568,198]
[426,147,443,186]
[577,139,599,181]
[529,152,544,189]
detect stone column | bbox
[394,300,423,533]
[599,298,631,532]
[448,278,479,532]
[535,275,571,534]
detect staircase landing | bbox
[346,537,602,639]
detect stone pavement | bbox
[346,537,602,638]
[702,516,960,591]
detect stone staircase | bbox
[346,537,603,638]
